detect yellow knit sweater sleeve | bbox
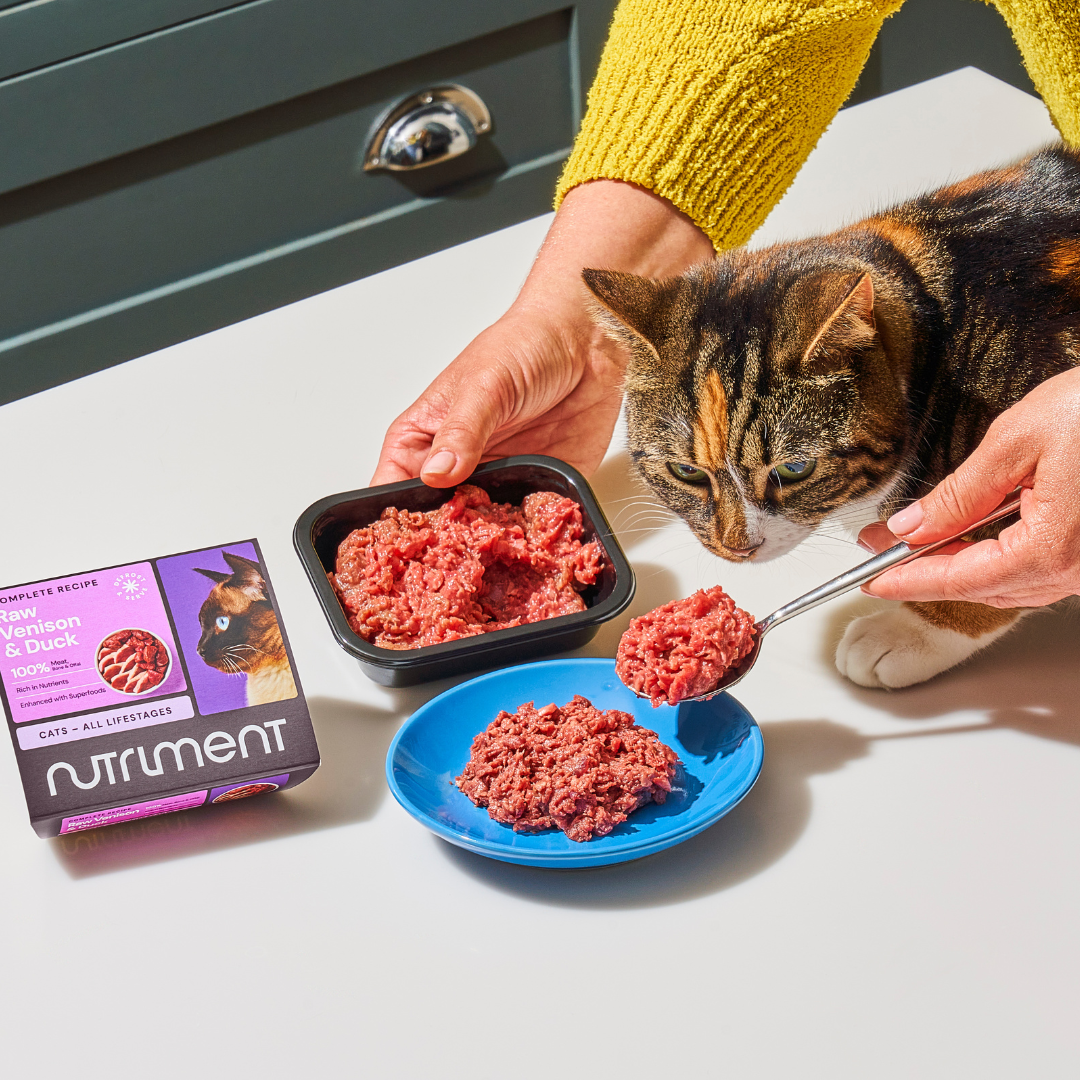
[555,0,903,250]
[991,1,1080,147]
[557,0,1080,252]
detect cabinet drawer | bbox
[0,0,582,195]
[0,1,617,404]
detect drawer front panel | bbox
[0,0,573,195]
[0,12,572,336]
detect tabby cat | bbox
[584,144,1080,689]
[194,553,297,705]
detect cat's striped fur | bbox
[584,144,1080,688]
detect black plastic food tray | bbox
[293,456,636,687]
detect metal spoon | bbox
[648,491,1023,703]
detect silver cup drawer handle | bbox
[363,85,492,172]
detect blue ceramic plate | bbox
[386,657,763,868]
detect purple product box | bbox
[0,540,320,837]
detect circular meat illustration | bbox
[211,782,280,804]
[96,628,171,695]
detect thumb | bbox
[886,420,1029,543]
[418,377,506,488]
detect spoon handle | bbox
[756,492,1023,636]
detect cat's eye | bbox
[667,462,709,484]
[215,615,230,631]
[772,459,817,483]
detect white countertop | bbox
[2,69,1077,1079]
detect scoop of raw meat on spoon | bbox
[617,491,1022,706]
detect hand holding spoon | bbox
[642,491,1023,703]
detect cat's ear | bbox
[222,553,268,601]
[193,567,230,584]
[803,272,877,369]
[581,268,683,354]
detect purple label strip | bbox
[16,695,194,751]
[60,789,208,834]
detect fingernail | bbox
[424,450,457,476]
[887,501,923,536]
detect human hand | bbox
[863,367,1080,608]
[370,295,626,486]
[371,180,715,487]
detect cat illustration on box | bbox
[584,144,1080,690]
[193,552,297,706]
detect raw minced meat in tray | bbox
[331,484,606,649]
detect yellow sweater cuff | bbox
[992,0,1080,148]
[556,0,902,251]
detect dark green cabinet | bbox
[0,0,617,404]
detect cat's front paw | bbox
[836,605,990,689]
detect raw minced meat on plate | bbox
[455,695,680,843]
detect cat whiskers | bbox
[610,496,676,521]
[611,496,678,541]
[228,643,265,656]
[221,643,265,673]
[617,518,681,537]
[217,654,246,677]
[615,507,678,529]
[605,491,666,504]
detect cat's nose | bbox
[726,543,762,559]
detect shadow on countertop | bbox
[50,695,400,878]
[439,600,1080,908]
[821,596,1080,749]
[438,717,867,908]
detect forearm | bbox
[475,179,715,441]
[558,0,901,250]
[516,179,715,319]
